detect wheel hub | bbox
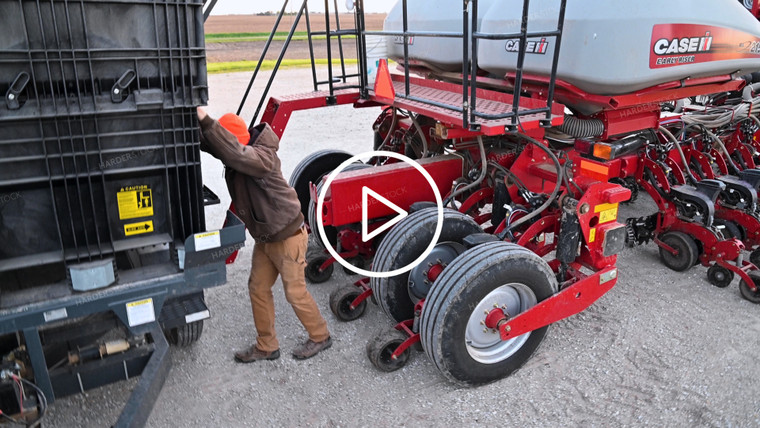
[408,242,465,302]
[465,283,537,364]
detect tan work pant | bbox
[248,226,329,352]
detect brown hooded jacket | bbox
[199,117,304,243]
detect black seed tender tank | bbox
[385,0,760,96]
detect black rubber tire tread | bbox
[370,208,482,322]
[366,327,411,372]
[420,241,557,386]
[715,219,744,241]
[658,231,699,272]
[305,256,334,284]
[342,257,366,275]
[308,162,371,249]
[739,271,760,304]
[289,150,353,220]
[707,264,734,288]
[750,249,760,268]
[167,320,204,347]
[329,285,368,322]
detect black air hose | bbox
[556,115,605,138]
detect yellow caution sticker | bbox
[117,185,153,220]
[124,220,154,236]
[588,228,596,243]
[126,298,155,327]
[595,202,619,224]
[194,230,221,251]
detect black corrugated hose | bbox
[556,115,605,138]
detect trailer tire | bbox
[420,242,557,386]
[167,320,204,347]
[289,150,353,220]
[370,208,482,322]
[658,231,698,272]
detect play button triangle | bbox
[362,186,408,243]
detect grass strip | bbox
[206,32,355,43]
[207,58,359,74]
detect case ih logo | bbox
[505,38,549,55]
[650,24,760,68]
[653,32,713,56]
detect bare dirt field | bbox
[206,40,359,63]
[204,13,386,63]
[204,13,386,35]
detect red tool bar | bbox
[322,155,463,226]
[498,266,618,341]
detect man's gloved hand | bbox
[197,107,208,121]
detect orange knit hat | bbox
[218,113,250,145]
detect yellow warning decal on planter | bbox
[588,228,596,243]
[117,185,153,220]
[594,202,619,224]
[124,220,154,236]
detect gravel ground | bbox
[45,68,760,427]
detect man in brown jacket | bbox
[197,107,332,362]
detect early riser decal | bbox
[650,24,760,69]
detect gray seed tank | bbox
[383,0,498,72]
[385,0,760,98]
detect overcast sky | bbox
[210,0,393,15]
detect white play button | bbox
[361,186,408,242]
[315,150,444,278]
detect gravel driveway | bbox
[44,68,760,427]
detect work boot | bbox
[292,336,333,360]
[234,345,280,363]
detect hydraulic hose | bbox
[704,128,742,175]
[503,134,564,234]
[742,82,760,101]
[555,115,605,138]
[659,126,699,185]
[376,107,398,151]
[407,111,429,158]
[444,136,487,207]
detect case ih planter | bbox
[239,0,760,385]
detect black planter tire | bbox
[658,231,699,272]
[305,256,334,284]
[329,285,368,322]
[366,327,411,372]
[370,208,482,323]
[289,150,353,220]
[707,264,734,288]
[739,272,760,304]
[750,249,760,268]
[167,321,204,347]
[715,219,744,241]
[342,257,366,275]
[420,242,557,386]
